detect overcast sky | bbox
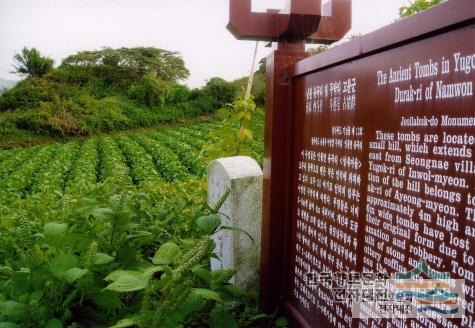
[0,0,410,87]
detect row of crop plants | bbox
[0,119,268,327]
[0,145,58,215]
[0,123,218,218]
[0,117,266,218]
[0,119,252,200]
[0,118,265,218]
[99,136,134,187]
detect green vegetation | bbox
[0,3,453,326]
[0,116,266,327]
[0,40,273,327]
[13,47,54,78]
[230,58,266,107]
[399,0,444,18]
[202,97,264,165]
[0,47,237,149]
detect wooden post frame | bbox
[261,40,310,312]
[260,0,475,327]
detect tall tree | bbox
[60,47,189,87]
[12,47,54,77]
[203,77,237,107]
[399,0,444,18]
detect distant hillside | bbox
[0,47,239,148]
[0,78,17,90]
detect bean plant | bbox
[0,119,265,327]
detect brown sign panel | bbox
[277,1,475,327]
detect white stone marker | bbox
[208,156,263,291]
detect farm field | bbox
[0,121,215,215]
[0,118,264,216]
[0,115,265,327]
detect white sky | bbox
[0,0,410,88]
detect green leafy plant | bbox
[399,0,444,18]
[128,71,172,108]
[12,47,54,78]
[201,97,262,164]
[0,119,265,327]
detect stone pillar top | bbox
[208,156,263,181]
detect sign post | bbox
[229,0,475,327]
[227,0,352,313]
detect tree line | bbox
[0,47,239,143]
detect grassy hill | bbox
[0,47,237,149]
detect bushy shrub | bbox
[202,77,236,108]
[191,94,218,114]
[14,98,91,137]
[0,115,17,135]
[53,64,93,86]
[0,78,54,111]
[186,88,224,114]
[86,97,132,132]
[128,72,172,108]
[177,102,203,118]
[166,83,190,104]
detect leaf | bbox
[0,323,20,328]
[152,242,180,265]
[45,319,63,328]
[0,301,27,319]
[110,316,141,328]
[249,313,270,321]
[192,266,212,281]
[196,214,221,234]
[224,284,246,297]
[105,270,137,281]
[236,111,251,120]
[63,268,88,283]
[105,271,148,292]
[209,253,220,260]
[116,247,137,267]
[0,266,13,274]
[91,290,122,310]
[210,269,234,284]
[236,128,253,141]
[49,254,78,278]
[177,294,206,318]
[93,253,114,265]
[142,266,164,279]
[43,223,68,237]
[192,288,222,302]
[91,208,114,219]
[156,266,173,289]
[126,231,153,240]
[220,225,254,243]
[275,317,290,327]
[209,310,238,328]
[30,291,44,302]
[18,294,28,304]
[106,276,148,292]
